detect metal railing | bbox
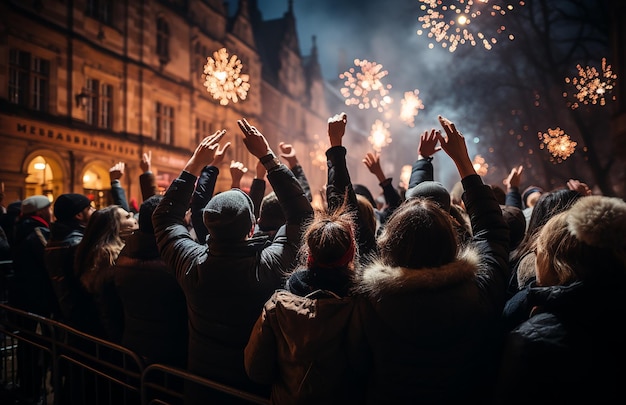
[0,302,270,405]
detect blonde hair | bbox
[535,196,626,287]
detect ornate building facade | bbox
[0,0,331,207]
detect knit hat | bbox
[405,181,451,212]
[522,185,544,208]
[54,193,92,222]
[202,189,255,241]
[21,195,51,215]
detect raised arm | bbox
[109,161,130,211]
[139,151,158,201]
[279,142,312,202]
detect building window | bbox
[86,0,112,25]
[157,18,170,64]
[85,78,114,129]
[195,118,213,144]
[9,49,49,112]
[154,102,174,144]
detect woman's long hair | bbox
[74,205,126,292]
[377,198,457,269]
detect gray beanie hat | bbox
[203,189,256,241]
[405,181,451,212]
[21,195,51,215]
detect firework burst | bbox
[399,90,425,127]
[340,59,393,112]
[416,0,523,52]
[564,58,617,110]
[472,154,489,176]
[538,127,576,162]
[203,48,250,105]
[368,120,392,152]
[309,134,329,171]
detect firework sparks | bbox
[203,48,250,105]
[399,90,425,127]
[538,127,576,162]
[472,154,489,176]
[340,59,393,112]
[564,58,617,110]
[368,120,392,152]
[309,134,328,171]
[416,0,523,52]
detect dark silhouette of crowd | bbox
[1,113,625,405]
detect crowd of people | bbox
[1,112,625,404]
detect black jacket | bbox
[153,163,313,394]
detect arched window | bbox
[156,17,170,64]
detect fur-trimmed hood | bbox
[354,247,481,300]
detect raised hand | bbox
[109,162,125,181]
[184,130,227,175]
[328,112,347,147]
[418,129,441,159]
[567,179,592,196]
[363,152,386,183]
[230,160,248,189]
[503,165,524,190]
[237,118,272,159]
[435,115,475,178]
[140,151,152,173]
[212,141,232,167]
[279,142,298,169]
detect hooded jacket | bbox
[352,174,510,404]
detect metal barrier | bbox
[0,303,270,405]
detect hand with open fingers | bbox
[363,152,386,183]
[212,141,231,167]
[140,151,152,173]
[418,129,441,158]
[503,165,524,189]
[230,160,248,189]
[237,118,272,159]
[279,142,298,168]
[567,179,592,196]
[436,115,474,178]
[109,162,125,181]
[328,112,347,147]
[185,129,227,174]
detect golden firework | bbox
[368,120,392,152]
[340,59,393,112]
[472,154,489,176]
[564,58,617,109]
[416,0,523,52]
[538,127,576,162]
[309,134,328,171]
[399,90,425,127]
[203,48,250,105]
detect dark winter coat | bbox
[11,215,58,317]
[153,164,313,396]
[113,231,188,368]
[352,174,510,404]
[495,280,626,404]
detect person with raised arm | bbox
[352,115,510,404]
[153,122,313,403]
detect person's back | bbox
[352,117,510,404]
[153,124,313,401]
[495,195,626,404]
[11,196,56,317]
[113,195,188,367]
[45,193,94,328]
